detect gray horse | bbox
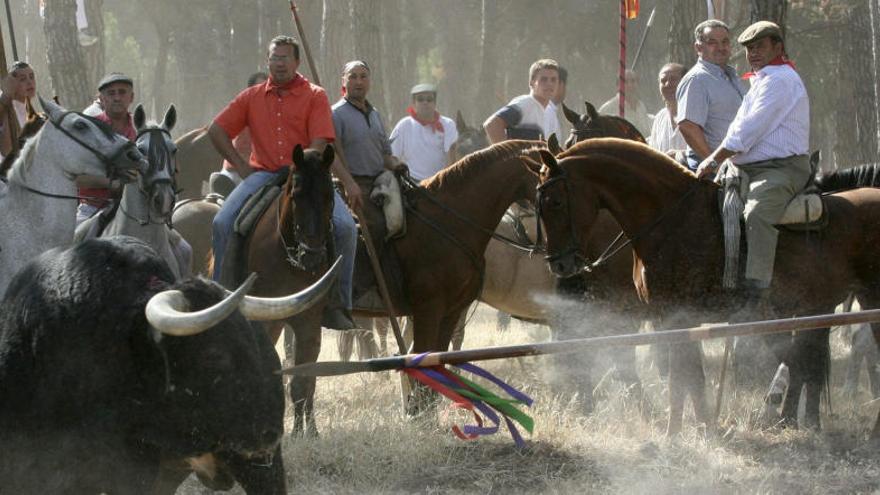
[0,97,145,297]
[76,104,190,279]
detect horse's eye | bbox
[73,120,88,130]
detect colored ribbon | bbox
[401,353,534,448]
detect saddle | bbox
[717,152,826,289]
[352,172,410,314]
[218,172,286,288]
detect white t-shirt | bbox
[494,94,556,140]
[544,101,561,141]
[647,107,686,152]
[389,115,458,181]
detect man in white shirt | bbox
[648,63,687,158]
[598,69,652,137]
[483,59,561,143]
[696,21,810,312]
[544,65,567,141]
[389,83,458,181]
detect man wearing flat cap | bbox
[76,72,136,224]
[696,21,810,319]
[389,83,459,181]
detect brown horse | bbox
[357,141,545,353]
[174,127,221,200]
[562,101,646,148]
[534,138,880,435]
[231,144,337,436]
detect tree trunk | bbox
[668,0,705,66]
[320,0,352,103]
[749,0,788,36]
[475,0,499,123]
[82,0,104,92]
[351,0,384,114]
[43,0,91,109]
[870,0,880,154]
[381,0,406,122]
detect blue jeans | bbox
[212,170,356,310]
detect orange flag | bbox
[625,0,640,19]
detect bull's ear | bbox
[585,101,599,120]
[539,149,559,173]
[292,144,304,166]
[562,103,580,125]
[547,133,562,155]
[162,104,177,132]
[455,110,467,133]
[133,104,146,131]
[321,144,335,168]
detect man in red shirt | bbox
[75,72,136,224]
[208,35,360,330]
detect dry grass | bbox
[179,305,880,494]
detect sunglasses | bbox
[415,96,435,103]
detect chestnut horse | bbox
[535,138,880,436]
[233,144,336,435]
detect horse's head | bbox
[563,101,646,149]
[40,96,145,181]
[534,148,598,278]
[451,110,489,161]
[284,144,335,274]
[134,104,178,222]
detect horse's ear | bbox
[162,104,177,132]
[53,95,61,105]
[539,149,559,173]
[562,103,580,125]
[520,155,543,175]
[585,101,599,120]
[455,110,467,133]
[547,134,562,155]
[133,104,146,131]
[321,143,335,168]
[39,95,64,121]
[291,144,304,166]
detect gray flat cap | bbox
[410,83,437,95]
[738,21,783,45]
[98,72,134,91]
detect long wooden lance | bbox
[3,0,16,61]
[280,308,880,377]
[0,7,7,78]
[288,1,321,85]
[629,6,656,71]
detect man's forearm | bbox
[678,120,712,159]
[207,123,250,176]
[483,116,507,144]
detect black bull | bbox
[0,237,290,493]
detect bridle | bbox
[11,111,141,201]
[277,170,330,274]
[118,127,175,226]
[535,166,700,274]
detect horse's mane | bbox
[558,138,697,183]
[6,126,41,184]
[816,163,880,193]
[423,140,542,191]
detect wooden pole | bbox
[0,6,7,78]
[289,1,321,85]
[618,0,626,118]
[281,308,880,377]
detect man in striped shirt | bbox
[696,21,810,312]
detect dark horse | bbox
[236,144,337,435]
[535,138,880,436]
[562,101,646,149]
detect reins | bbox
[399,173,543,255]
[537,168,700,273]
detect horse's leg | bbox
[664,316,708,434]
[288,312,322,436]
[799,327,830,430]
[337,317,368,362]
[496,311,511,333]
[406,307,444,415]
[450,307,469,351]
[356,327,380,360]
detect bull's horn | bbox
[145,274,258,336]
[236,256,342,321]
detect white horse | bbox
[0,97,145,297]
[75,104,190,279]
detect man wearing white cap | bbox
[389,83,459,181]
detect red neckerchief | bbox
[407,106,443,133]
[267,74,302,94]
[742,55,796,79]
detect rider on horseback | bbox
[696,21,810,319]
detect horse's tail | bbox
[815,163,880,193]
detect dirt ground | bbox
[178,304,880,494]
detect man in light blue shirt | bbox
[676,19,746,171]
